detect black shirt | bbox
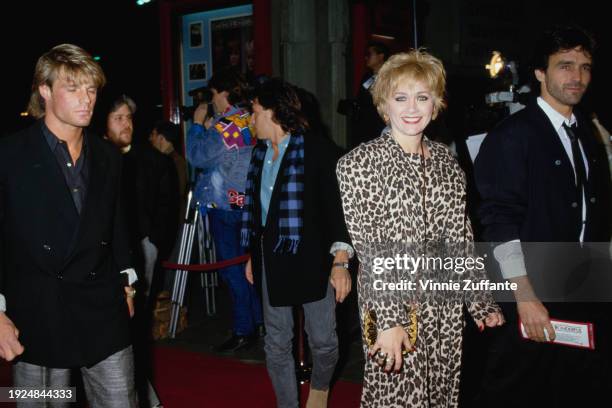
[41,121,89,214]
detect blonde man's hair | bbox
[371,49,447,121]
[27,44,106,119]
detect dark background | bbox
[435,0,612,139]
[1,0,162,139]
[1,1,610,141]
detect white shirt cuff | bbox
[493,240,527,279]
[0,294,5,313]
[121,268,138,286]
[329,242,354,259]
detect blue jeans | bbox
[208,208,263,336]
[262,272,339,408]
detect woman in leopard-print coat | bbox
[336,50,504,407]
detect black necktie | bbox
[563,123,586,221]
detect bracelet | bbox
[332,262,349,270]
[126,288,137,298]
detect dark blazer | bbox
[475,102,611,244]
[472,102,612,406]
[0,121,132,368]
[352,73,386,147]
[475,101,612,307]
[121,145,180,259]
[248,132,351,307]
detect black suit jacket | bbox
[248,132,351,306]
[121,145,180,259]
[475,102,611,315]
[472,102,612,406]
[475,102,611,244]
[0,121,132,368]
[352,73,386,147]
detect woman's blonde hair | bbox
[27,44,106,119]
[371,49,446,121]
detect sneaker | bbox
[214,335,255,353]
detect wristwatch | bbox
[332,262,349,270]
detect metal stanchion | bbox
[169,191,199,338]
[296,307,312,384]
[198,212,218,316]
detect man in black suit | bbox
[102,94,177,408]
[346,42,389,148]
[0,44,138,407]
[103,95,180,301]
[352,42,389,147]
[474,26,611,407]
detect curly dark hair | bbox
[208,67,248,106]
[253,78,309,134]
[532,24,596,72]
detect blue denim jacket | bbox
[186,106,255,211]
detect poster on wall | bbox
[188,62,207,81]
[181,5,253,107]
[210,15,254,78]
[189,22,203,48]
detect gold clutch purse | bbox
[363,304,418,354]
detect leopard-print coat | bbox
[336,132,500,407]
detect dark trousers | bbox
[474,303,612,408]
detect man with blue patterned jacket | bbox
[186,68,263,352]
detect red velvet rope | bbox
[161,254,250,272]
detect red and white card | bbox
[519,318,595,350]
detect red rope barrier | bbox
[161,254,250,272]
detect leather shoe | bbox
[215,335,254,353]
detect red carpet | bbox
[152,347,362,407]
[0,347,362,407]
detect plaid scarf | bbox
[241,134,305,254]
